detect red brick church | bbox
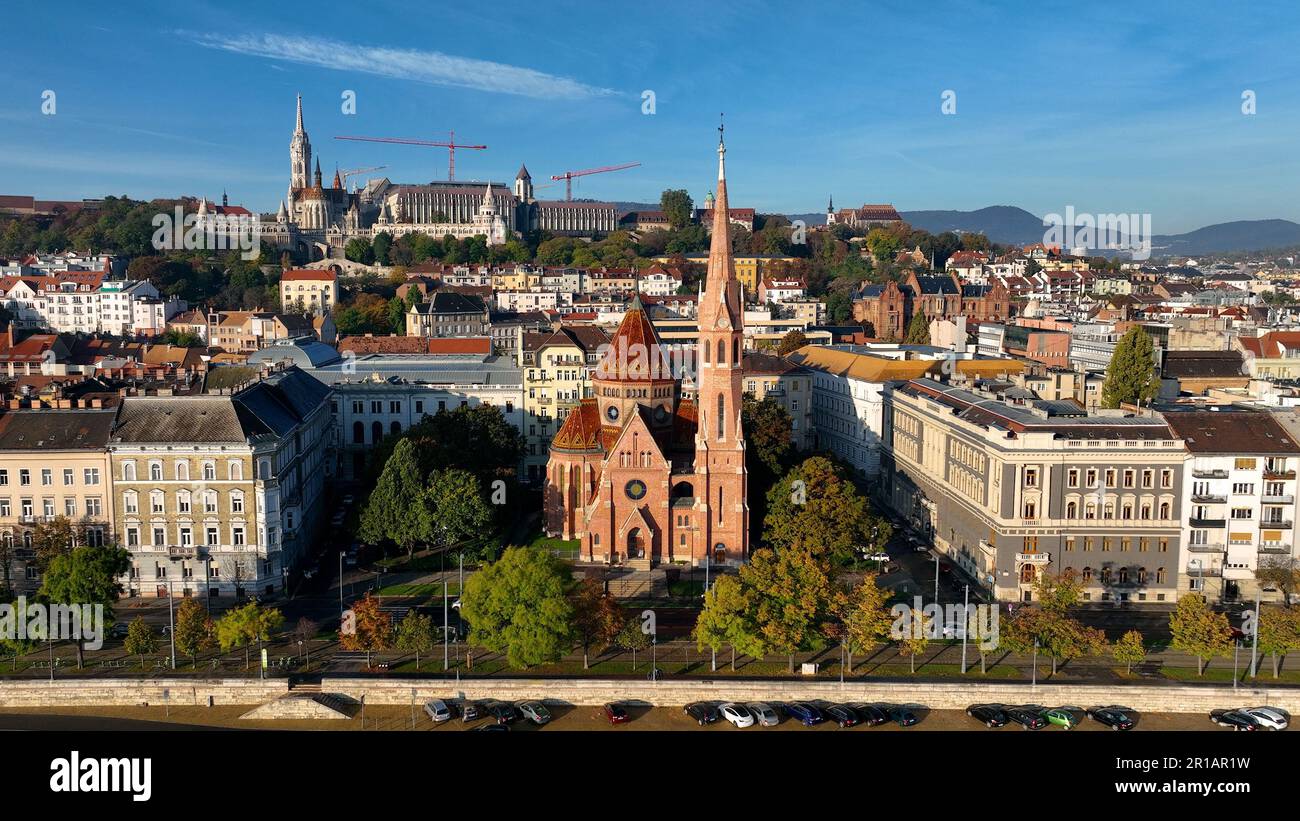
[544,132,748,569]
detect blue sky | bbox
[1,0,1299,232]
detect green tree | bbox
[616,615,651,671]
[459,547,574,669]
[776,329,808,356]
[742,395,794,476]
[124,617,158,669]
[695,574,764,671]
[427,468,494,551]
[570,578,624,669]
[742,545,845,673]
[345,237,374,264]
[39,544,131,668]
[1256,605,1300,679]
[1100,326,1159,408]
[1168,593,1232,675]
[32,515,77,571]
[896,605,930,674]
[1112,629,1147,675]
[764,456,886,564]
[1256,557,1300,605]
[173,598,213,668]
[359,438,435,558]
[841,574,893,673]
[394,611,436,670]
[903,310,930,345]
[660,189,694,230]
[215,601,285,670]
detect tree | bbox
[616,615,651,671]
[39,545,131,668]
[660,189,694,230]
[570,578,624,669]
[740,546,844,673]
[1112,629,1147,675]
[764,456,887,564]
[841,575,893,674]
[216,601,285,670]
[1256,605,1300,678]
[32,515,77,571]
[394,611,436,670]
[1002,600,1106,676]
[776,329,808,357]
[426,469,494,550]
[124,617,158,669]
[742,395,794,476]
[903,310,930,345]
[339,592,393,666]
[695,574,763,671]
[459,547,574,669]
[1168,593,1232,675]
[1100,326,1159,409]
[174,599,213,668]
[344,237,374,264]
[896,605,930,674]
[1256,557,1300,605]
[359,438,435,558]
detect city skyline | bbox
[1,1,1299,232]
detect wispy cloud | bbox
[184,31,619,100]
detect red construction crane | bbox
[550,162,641,201]
[334,130,486,181]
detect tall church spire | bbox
[295,93,305,133]
[700,115,742,329]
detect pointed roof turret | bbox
[332,165,342,189]
[295,93,305,133]
[516,164,531,180]
[698,116,743,329]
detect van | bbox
[423,699,451,723]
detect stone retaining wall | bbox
[320,677,1300,714]
[0,679,287,707]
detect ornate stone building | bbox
[853,270,1012,339]
[544,132,748,568]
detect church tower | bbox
[289,94,312,190]
[694,121,747,566]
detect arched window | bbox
[202,462,216,481]
[122,462,136,481]
[1066,501,1077,518]
[703,340,710,364]
[372,421,383,444]
[733,337,739,363]
[716,393,725,440]
[1159,502,1170,519]
[175,462,189,481]
[716,339,725,364]
[353,421,365,444]
[149,462,163,482]
[228,461,243,481]
[391,421,402,435]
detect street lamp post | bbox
[934,554,940,603]
[1250,587,1261,679]
[443,551,449,672]
[960,584,969,675]
[168,578,176,670]
[1031,639,1038,690]
[338,551,344,619]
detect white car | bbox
[746,702,779,727]
[1242,707,1289,730]
[720,702,754,728]
[423,699,451,723]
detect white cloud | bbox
[186,31,619,100]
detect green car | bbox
[1041,708,1078,729]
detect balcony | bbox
[1263,494,1295,505]
[1189,517,1227,528]
[167,545,197,559]
[1192,469,1228,479]
[1258,545,1292,554]
[1260,519,1293,530]
[1264,469,1297,480]
[1191,493,1227,504]
[1186,542,1226,553]
[1015,552,1051,565]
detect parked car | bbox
[719,702,754,728]
[460,701,481,723]
[784,702,824,726]
[1241,707,1289,730]
[1041,708,1079,729]
[471,724,509,732]
[600,703,630,725]
[1005,706,1048,730]
[684,702,721,725]
[850,703,891,726]
[886,705,920,727]
[745,702,779,727]
[966,704,1008,728]
[863,552,889,562]
[485,702,517,725]
[341,494,355,506]
[108,623,130,640]
[1210,709,1260,731]
[423,699,451,724]
[518,701,551,725]
[1086,705,1136,731]
[824,704,860,728]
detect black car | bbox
[1005,706,1048,730]
[108,623,130,640]
[850,703,890,726]
[485,702,518,725]
[1210,709,1259,731]
[886,705,919,727]
[471,724,509,732]
[684,702,721,725]
[1087,705,1137,731]
[966,704,1009,728]
[825,704,860,728]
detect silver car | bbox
[519,701,552,725]
[746,702,780,727]
[423,699,451,724]
[1242,706,1289,730]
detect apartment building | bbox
[884,379,1186,604]
[108,367,331,598]
[279,269,338,315]
[406,292,490,338]
[0,406,115,594]
[521,326,608,481]
[741,352,814,451]
[1163,410,1300,603]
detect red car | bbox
[599,703,630,725]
